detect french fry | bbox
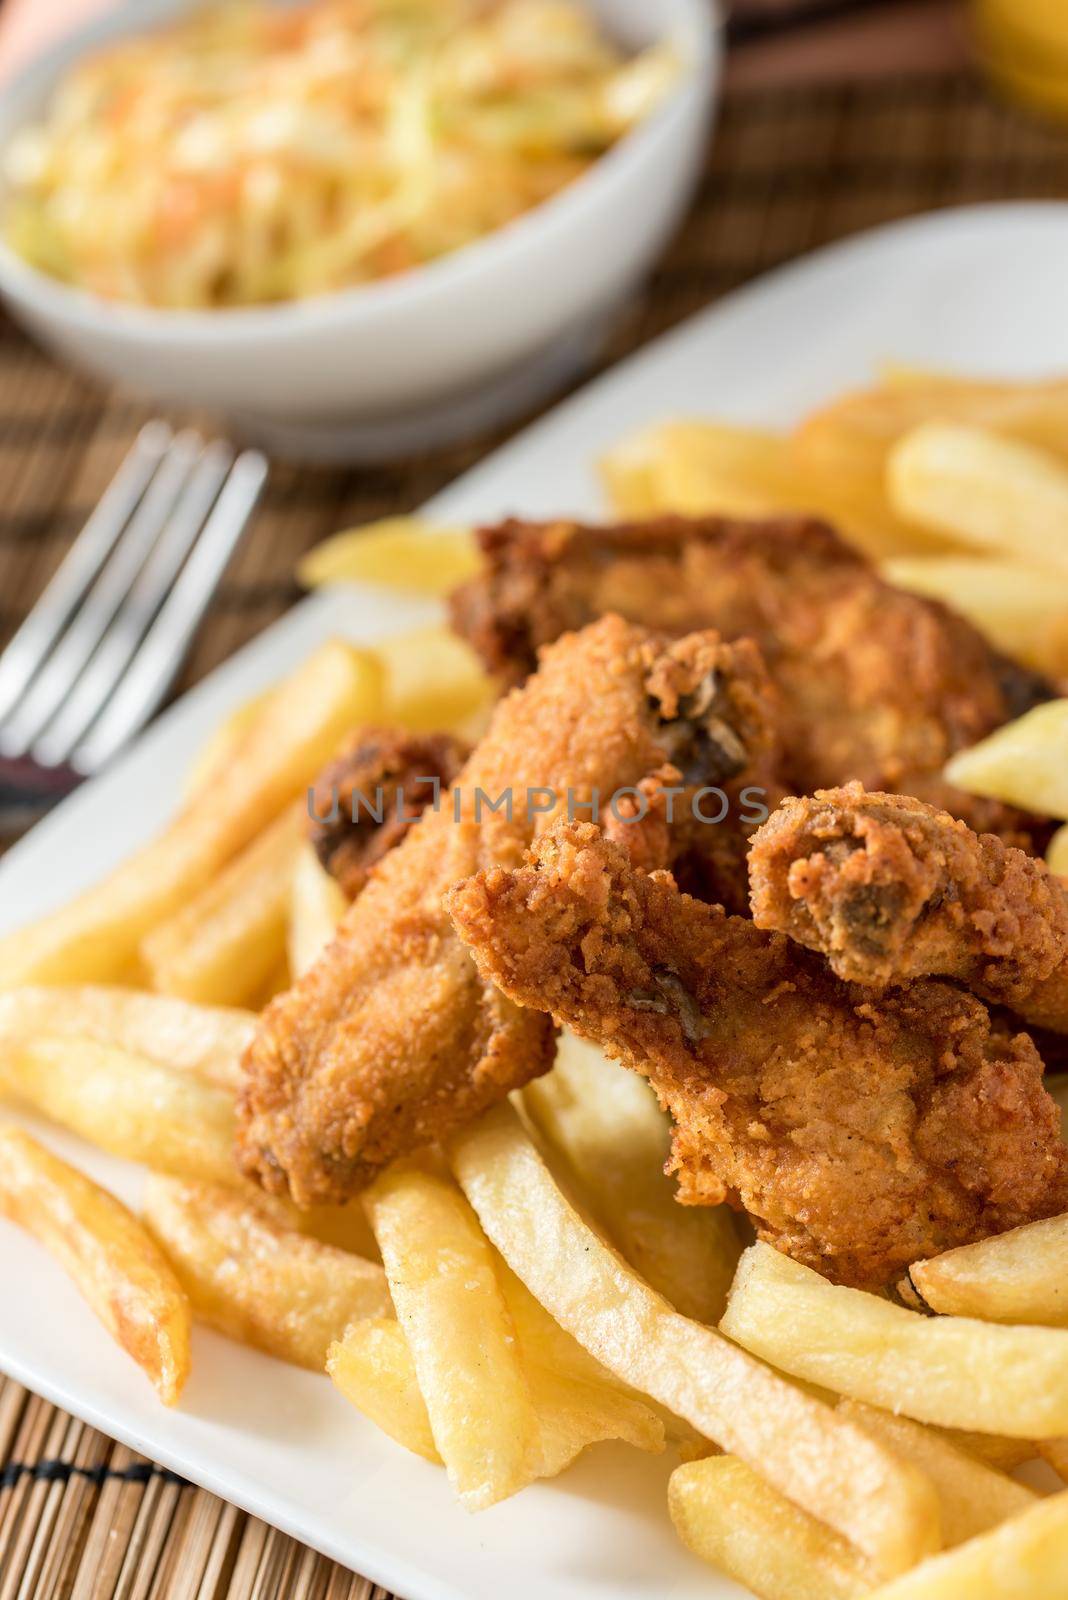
[601,418,936,559]
[253,955,292,1006]
[0,640,384,988]
[450,1104,939,1577]
[837,1401,1035,1546]
[329,1319,441,1463]
[286,1198,379,1260]
[806,475,937,560]
[720,1242,1068,1438]
[668,1456,873,1600]
[944,700,1068,819]
[1039,1437,1068,1482]
[598,428,666,515]
[496,1257,667,1469]
[347,1157,660,1486]
[908,1215,1068,1327]
[140,805,304,1006]
[288,841,347,980]
[879,364,1068,446]
[183,689,273,800]
[0,987,253,1091]
[839,1345,1033,1466]
[240,1183,380,1258]
[0,1037,237,1186]
[882,555,1068,676]
[795,379,1068,545]
[889,422,1068,572]
[526,1358,664,1475]
[363,1159,542,1510]
[330,1268,666,1477]
[939,1432,1035,1473]
[790,388,970,557]
[143,1177,390,1369]
[796,384,943,485]
[0,1125,190,1404]
[377,624,495,734]
[1049,824,1068,879]
[877,364,1022,393]
[298,517,479,596]
[600,421,806,519]
[523,1032,740,1323]
[860,1489,1068,1600]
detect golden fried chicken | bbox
[447,821,1068,1289]
[636,623,785,913]
[308,728,469,900]
[449,514,1052,844]
[749,784,1068,1035]
[239,617,778,1205]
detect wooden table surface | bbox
[3,54,1068,1600]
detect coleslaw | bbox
[3,0,677,309]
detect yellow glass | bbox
[975,0,1068,121]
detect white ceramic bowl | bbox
[0,0,719,461]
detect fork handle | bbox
[0,754,81,831]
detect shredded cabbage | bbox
[3,0,676,308]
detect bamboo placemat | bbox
[2,70,1068,1600]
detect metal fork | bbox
[0,423,268,824]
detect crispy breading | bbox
[635,626,786,912]
[448,821,1068,1289]
[238,617,777,1205]
[449,514,1052,844]
[749,784,1068,1035]
[308,728,469,900]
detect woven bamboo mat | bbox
[2,70,1068,1600]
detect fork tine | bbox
[72,449,268,774]
[0,431,202,759]
[32,441,235,769]
[0,422,171,726]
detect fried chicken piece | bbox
[308,728,469,900]
[449,514,1051,844]
[239,616,776,1205]
[447,821,1068,1289]
[634,625,786,912]
[748,784,1068,1035]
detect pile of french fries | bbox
[0,623,492,1401]
[2,367,1068,1599]
[601,365,1068,685]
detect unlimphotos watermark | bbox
[308,780,770,829]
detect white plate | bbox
[2,200,1068,1600]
